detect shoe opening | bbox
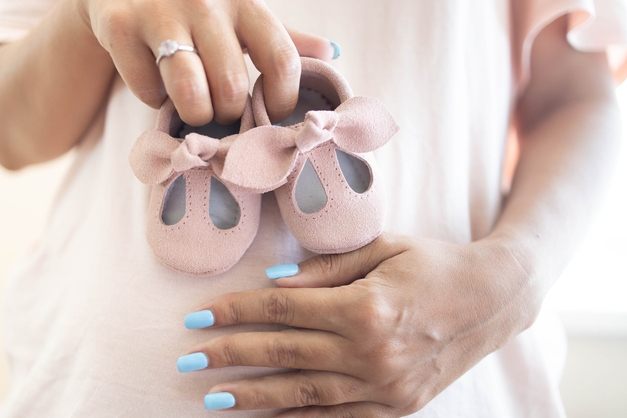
[177,118,241,139]
[209,177,241,230]
[295,159,328,214]
[162,175,186,225]
[336,150,371,193]
[280,87,333,126]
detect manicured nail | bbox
[177,352,209,373]
[330,41,342,60]
[184,310,214,329]
[204,392,236,410]
[265,264,299,280]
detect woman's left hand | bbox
[181,232,541,416]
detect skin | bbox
[0,0,334,170]
[180,16,622,417]
[0,2,621,417]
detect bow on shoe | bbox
[129,131,230,185]
[221,96,399,193]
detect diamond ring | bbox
[156,40,199,66]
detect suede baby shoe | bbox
[221,57,399,254]
[129,98,261,275]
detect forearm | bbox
[490,96,621,296]
[0,0,115,170]
[480,14,623,310]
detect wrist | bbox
[472,232,545,325]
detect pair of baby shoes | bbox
[129,58,399,276]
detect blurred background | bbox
[1,86,626,417]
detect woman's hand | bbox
[79,0,335,125]
[178,14,621,416]
[180,233,540,416]
[0,0,334,169]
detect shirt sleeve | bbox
[513,0,627,86]
[0,0,58,43]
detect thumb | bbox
[266,233,406,288]
[285,26,342,61]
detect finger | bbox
[237,2,301,122]
[286,26,340,62]
[272,233,408,288]
[185,330,360,375]
[146,25,213,126]
[205,371,371,411]
[103,27,166,108]
[277,402,396,418]
[202,287,348,332]
[191,12,249,124]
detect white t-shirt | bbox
[1,0,626,416]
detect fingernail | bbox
[184,310,214,329]
[265,264,299,280]
[330,41,342,60]
[177,352,209,373]
[204,392,236,410]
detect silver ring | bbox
[156,40,198,66]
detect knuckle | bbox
[98,8,134,46]
[354,289,394,335]
[371,341,400,367]
[270,45,301,79]
[262,292,295,324]
[226,298,244,324]
[385,379,415,407]
[170,76,207,107]
[294,380,322,407]
[405,389,436,413]
[364,347,402,381]
[248,387,269,409]
[220,341,241,366]
[316,253,336,278]
[103,8,132,33]
[268,339,299,368]
[403,398,427,416]
[214,71,249,106]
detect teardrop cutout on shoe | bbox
[209,177,241,230]
[295,159,328,214]
[336,150,371,194]
[162,175,186,225]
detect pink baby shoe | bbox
[129,98,261,275]
[221,58,399,254]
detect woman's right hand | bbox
[78,0,335,125]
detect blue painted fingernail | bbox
[204,392,236,410]
[330,41,342,60]
[184,310,214,329]
[177,352,209,373]
[265,264,299,279]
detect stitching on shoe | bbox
[290,147,332,220]
[153,171,253,239]
[156,173,190,230]
[332,147,377,199]
[204,172,245,235]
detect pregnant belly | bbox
[2,195,311,417]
